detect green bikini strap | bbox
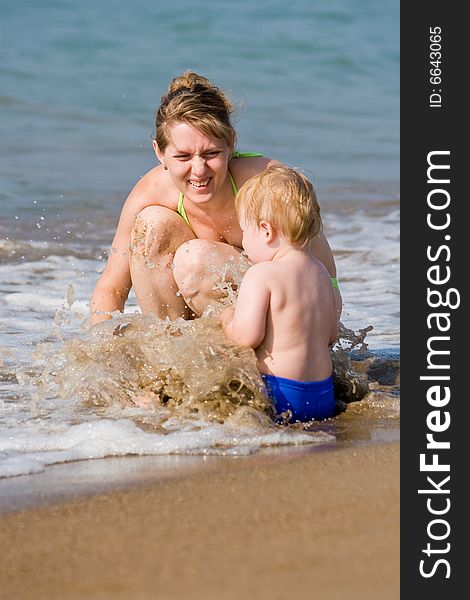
[228,172,238,196]
[230,150,264,158]
[228,151,264,194]
[177,192,194,231]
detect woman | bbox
[89,71,341,325]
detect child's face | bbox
[239,217,273,263]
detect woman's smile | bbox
[188,177,212,189]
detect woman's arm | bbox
[310,232,336,277]
[310,232,342,320]
[89,243,133,325]
[89,205,136,325]
[89,170,164,325]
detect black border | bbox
[401,3,465,595]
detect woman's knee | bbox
[173,240,213,287]
[131,206,193,259]
[173,240,246,300]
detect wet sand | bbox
[0,441,399,600]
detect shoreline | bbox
[0,444,335,514]
[0,373,400,514]
[1,440,399,600]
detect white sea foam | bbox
[325,206,399,348]
[0,417,333,478]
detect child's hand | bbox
[220,306,235,331]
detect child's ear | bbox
[259,221,275,241]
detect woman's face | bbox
[155,123,232,204]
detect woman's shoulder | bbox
[124,165,177,212]
[229,153,282,184]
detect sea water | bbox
[0,0,399,482]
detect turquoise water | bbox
[1,0,399,218]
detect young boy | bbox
[221,166,338,422]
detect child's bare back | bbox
[251,248,336,381]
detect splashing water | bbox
[1,251,388,481]
[51,314,273,423]
[1,302,339,478]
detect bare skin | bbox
[89,123,341,325]
[221,221,337,382]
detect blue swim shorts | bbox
[262,374,335,422]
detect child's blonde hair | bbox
[235,165,322,247]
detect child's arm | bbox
[220,306,235,331]
[221,265,270,349]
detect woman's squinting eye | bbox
[173,151,221,160]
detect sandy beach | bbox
[1,441,399,600]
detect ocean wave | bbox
[0,238,104,264]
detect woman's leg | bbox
[129,206,195,319]
[173,239,250,316]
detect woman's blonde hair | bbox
[154,71,236,151]
[235,166,322,247]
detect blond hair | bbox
[235,166,322,247]
[154,71,236,151]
